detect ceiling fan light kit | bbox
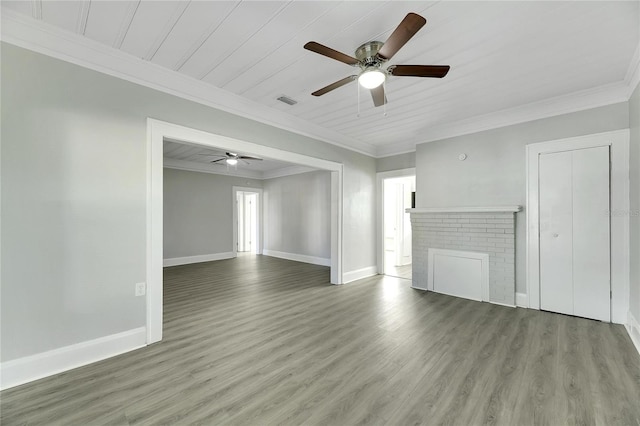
[358,68,386,89]
[304,13,450,108]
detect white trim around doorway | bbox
[147,119,344,345]
[376,168,416,275]
[525,129,630,324]
[233,187,263,256]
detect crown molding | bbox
[410,81,630,149]
[375,142,417,158]
[624,40,640,98]
[0,9,377,157]
[374,41,640,157]
[2,9,637,160]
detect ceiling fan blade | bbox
[304,42,359,66]
[370,85,387,107]
[377,13,426,60]
[238,155,263,161]
[390,65,450,78]
[312,75,357,96]
[211,158,227,163]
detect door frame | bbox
[232,187,263,256]
[146,119,344,344]
[376,168,416,275]
[526,129,629,323]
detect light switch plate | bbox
[135,282,146,297]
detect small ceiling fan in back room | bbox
[304,13,450,107]
[203,152,263,166]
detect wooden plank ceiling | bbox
[3,1,638,153]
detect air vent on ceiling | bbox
[277,95,297,105]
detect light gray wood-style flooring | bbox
[385,263,412,280]
[2,255,640,425]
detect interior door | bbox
[247,193,257,253]
[237,192,245,252]
[539,146,610,321]
[394,183,404,266]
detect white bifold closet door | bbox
[539,146,610,322]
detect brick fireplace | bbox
[407,207,521,306]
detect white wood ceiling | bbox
[3,1,639,154]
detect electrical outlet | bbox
[135,282,146,297]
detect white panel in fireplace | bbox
[427,249,489,302]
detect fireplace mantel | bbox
[407,206,522,214]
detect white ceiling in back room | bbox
[162,140,317,180]
[2,1,638,157]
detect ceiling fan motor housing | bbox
[304,13,449,105]
[355,41,386,67]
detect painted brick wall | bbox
[411,212,516,305]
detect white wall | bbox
[376,152,416,173]
[163,168,262,260]
[263,171,331,260]
[0,43,376,362]
[415,102,630,294]
[629,83,640,322]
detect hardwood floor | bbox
[384,251,412,280]
[385,263,412,280]
[2,255,639,425]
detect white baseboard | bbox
[0,327,146,390]
[262,249,330,267]
[516,292,528,308]
[163,252,234,267]
[626,311,640,356]
[343,266,378,283]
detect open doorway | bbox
[383,176,414,279]
[233,187,262,256]
[148,119,344,344]
[377,169,415,281]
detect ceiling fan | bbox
[204,152,263,166]
[304,13,450,107]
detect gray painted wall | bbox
[163,168,262,259]
[376,152,416,172]
[629,83,640,321]
[263,171,331,259]
[415,102,629,294]
[1,43,376,362]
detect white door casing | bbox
[394,182,404,266]
[147,119,344,345]
[233,188,262,255]
[526,129,629,324]
[376,168,416,275]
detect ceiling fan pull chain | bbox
[357,80,361,118]
[383,79,387,117]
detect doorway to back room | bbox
[236,190,259,254]
[383,176,415,280]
